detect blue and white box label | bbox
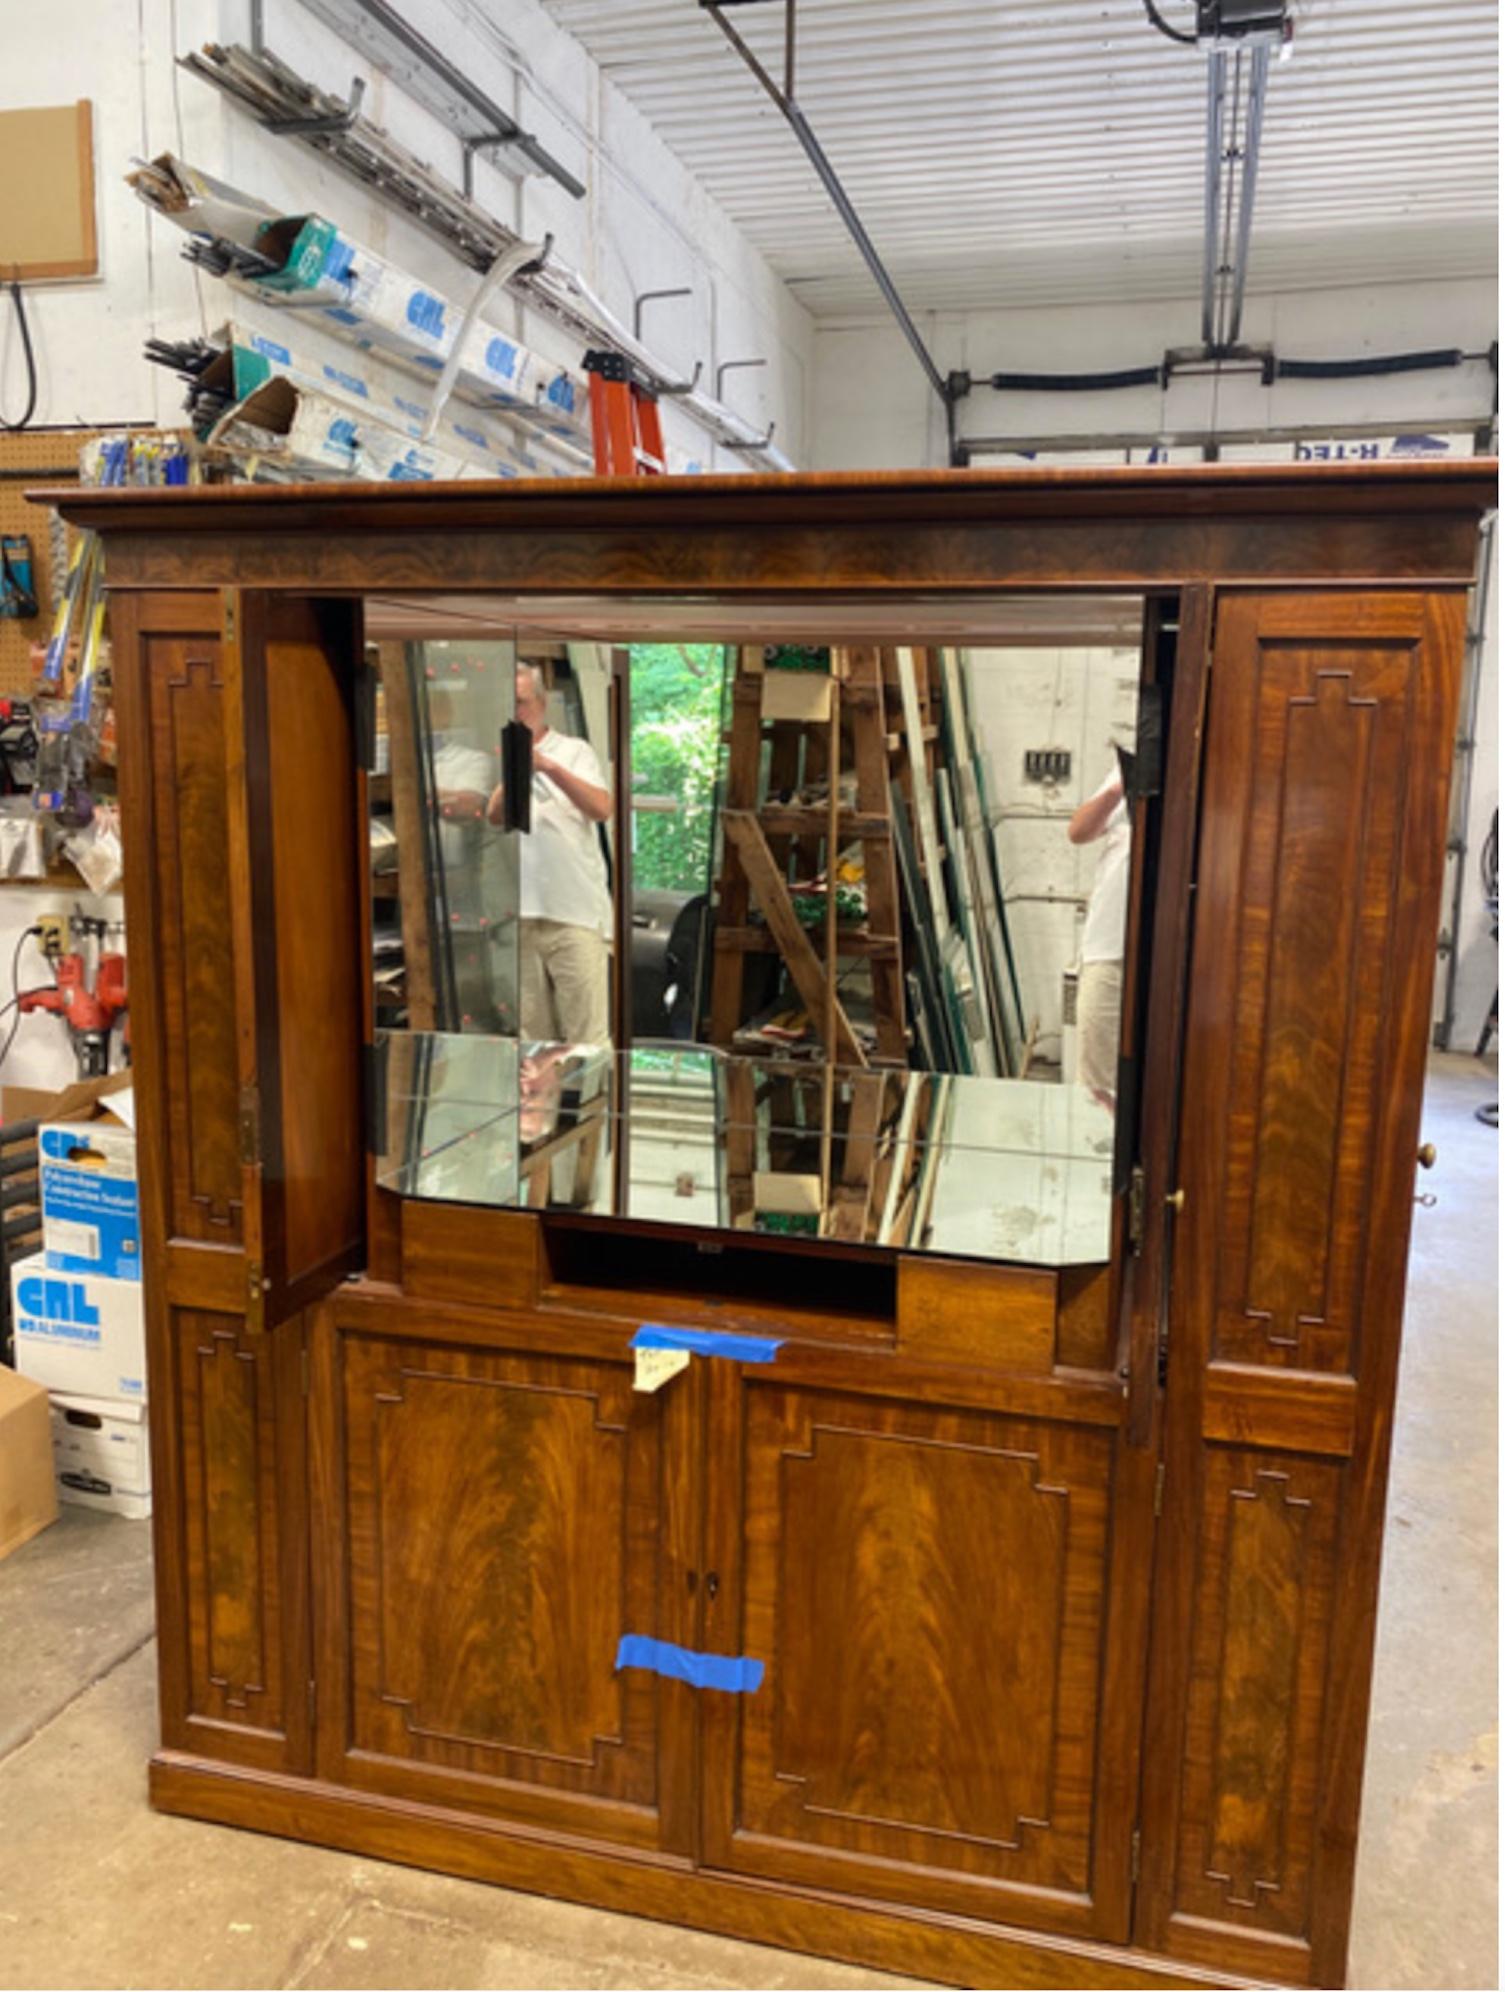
[11,1253,147,1403]
[39,1121,141,1281]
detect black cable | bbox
[0,924,55,1073]
[1143,0,1197,44]
[0,283,38,433]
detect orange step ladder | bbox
[583,349,666,476]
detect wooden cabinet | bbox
[58,462,1492,1991]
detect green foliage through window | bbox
[629,645,729,896]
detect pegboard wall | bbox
[0,426,113,696]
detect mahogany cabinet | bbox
[49,462,1493,1990]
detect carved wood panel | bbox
[334,1332,674,1846]
[1212,639,1414,1374]
[708,1379,1129,1937]
[174,1311,286,1739]
[145,634,243,1244]
[1171,1449,1340,1941]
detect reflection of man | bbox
[487,664,612,1046]
[427,684,493,863]
[1068,765,1130,1110]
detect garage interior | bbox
[0,5,1496,1992]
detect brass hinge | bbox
[223,597,236,646]
[308,1678,317,1729]
[1154,1460,1166,1518]
[1128,1165,1146,1253]
[1131,1827,1142,1884]
[238,1083,261,1168]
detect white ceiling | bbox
[540,0,1499,317]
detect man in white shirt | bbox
[1068,763,1131,1110]
[487,664,613,1046]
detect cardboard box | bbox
[12,1255,146,1403]
[3,1068,134,1132]
[39,1118,140,1280]
[0,1363,58,1559]
[49,1392,151,1520]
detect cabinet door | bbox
[113,592,316,1771]
[1137,591,1467,1987]
[222,589,366,1329]
[311,1295,700,1856]
[699,1357,1151,1940]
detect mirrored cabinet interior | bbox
[50,461,1493,1992]
[365,592,1144,1278]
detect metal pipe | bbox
[1201,51,1227,351]
[1225,42,1270,347]
[704,2,949,411]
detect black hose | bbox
[988,366,1163,394]
[1276,349,1465,382]
[0,283,37,433]
[1143,0,1197,45]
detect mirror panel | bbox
[365,596,1145,1272]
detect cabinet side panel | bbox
[1140,590,1467,1988]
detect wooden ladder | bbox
[708,644,907,1066]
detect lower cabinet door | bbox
[699,1363,1149,1940]
[311,1297,698,1855]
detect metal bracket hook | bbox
[724,420,777,454]
[265,74,367,136]
[715,356,767,401]
[633,287,692,342]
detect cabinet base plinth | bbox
[148,1753,1272,1991]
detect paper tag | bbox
[633,1345,691,1394]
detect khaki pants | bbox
[1077,959,1122,1106]
[520,918,610,1045]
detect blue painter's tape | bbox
[632,1323,783,1364]
[615,1635,764,1694]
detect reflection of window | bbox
[629,644,730,895]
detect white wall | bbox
[0,0,813,468]
[809,279,1497,469]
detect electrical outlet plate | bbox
[36,914,67,957]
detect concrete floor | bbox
[0,1052,1494,1991]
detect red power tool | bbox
[19,916,128,1077]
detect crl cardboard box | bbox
[11,1255,146,1402]
[0,1363,58,1559]
[39,1120,140,1281]
[49,1393,151,1520]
